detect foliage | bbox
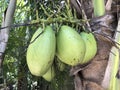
[0,0,8,24]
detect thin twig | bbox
[0,18,84,30]
[0,22,39,30]
[76,0,92,32]
[40,4,50,17]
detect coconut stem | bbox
[93,0,105,17]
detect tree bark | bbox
[0,0,16,66]
[0,0,16,89]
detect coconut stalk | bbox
[109,17,120,90]
[92,0,105,17]
[108,47,119,90]
[92,0,120,89]
[102,18,120,90]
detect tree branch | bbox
[0,0,16,67]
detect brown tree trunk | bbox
[70,0,119,90]
[81,36,112,90]
[0,0,16,89]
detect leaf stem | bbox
[93,0,105,17]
